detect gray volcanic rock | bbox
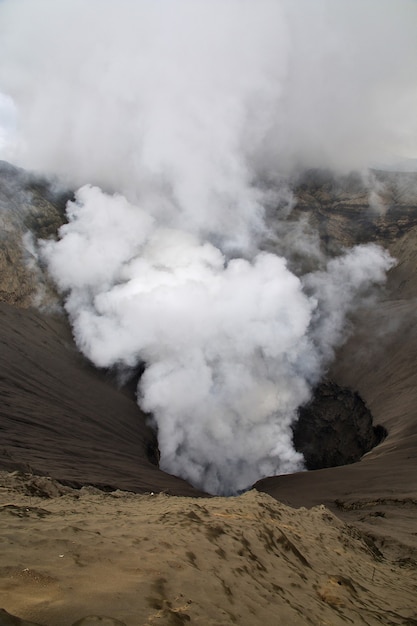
[0,160,70,307]
[293,381,386,470]
[293,169,417,250]
[264,169,417,274]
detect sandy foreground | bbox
[0,471,416,626]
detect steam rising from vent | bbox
[0,0,410,493]
[40,186,394,493]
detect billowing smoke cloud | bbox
[40,185,394,493]
[0,0,409,493]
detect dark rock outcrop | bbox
[293,381,386,470]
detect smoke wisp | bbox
[0,0,409,493]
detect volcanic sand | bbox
[1,471,416,626]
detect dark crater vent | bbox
[293,380,386,470]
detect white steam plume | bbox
[0,0,406,493]
[40,186,394,494]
